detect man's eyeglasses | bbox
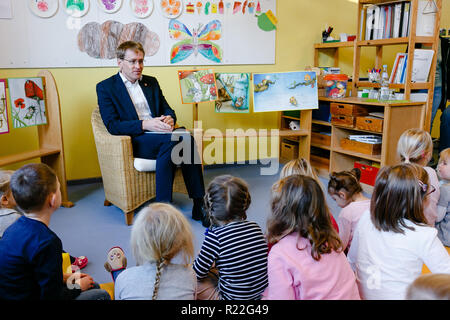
[122,58,145,65]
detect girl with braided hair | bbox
[105,203,196,300]
[193,175,268,300]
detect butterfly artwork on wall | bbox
[169,19,222,64]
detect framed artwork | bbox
[252,71,318,113]
[178,69,218,104]
[130,0,154,18]
[97,0,122,13]
[28,0,59,18]
[215,73,250,113]
[63,0,90,17]
[7,77,47,129]
[159,0,182,19]
[0,79,9,134]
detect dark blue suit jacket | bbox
[96,73,177,137]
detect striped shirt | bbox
[193,220,268,300]
[119,72,153,120]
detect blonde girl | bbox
[347,163,450,300]
[397,128,440,226]
[264,174,360,300]
[328,168,370,253]
[111,203,196,300]
[436,148,450,246]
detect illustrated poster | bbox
[252,71,318,112]
[178,69,218,104]
[7,77,47,128]
[0,79,9,134]
[214,72,250,113]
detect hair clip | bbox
[417,180,428,193]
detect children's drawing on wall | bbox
[64,0,90,17]
[97,0,122,13]
[28,0,59,18]
[159,0,182,18]
[130,0,154,18]
[178,69,218,104]
[215,73,250,113]
[7,78,47,129]
[252,71,318,113]
[184,1,259,15]
[78,21,160,59]
[0,79,9,134]
[169,19,222,64]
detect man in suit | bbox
[96,41,208,226]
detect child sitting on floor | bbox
[436,148,450,246]
[0,163,109,300]
[397,128,440,226]
[327,168,370,253]
[280,158,339,232]
[347,163,450,300]
[193,175,268,300]
[105,202,196,300]
[0,169,88,271]
[406,273,450,300]
[0,170,21,238]
[264,174,360,300]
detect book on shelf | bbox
[361,2,410,41]
[411,49,434,83]
[390,52,407,84]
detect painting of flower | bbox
[98,0,122,13]
[0,79,9,134]
[7,77,47,129]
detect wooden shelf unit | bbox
[278,110,312,162]
[0,70,73,208]
[310,0,441,180]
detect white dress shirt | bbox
[119,72,152,120]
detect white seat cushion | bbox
[133,158,157,172]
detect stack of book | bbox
[348,135,382,145]
[390,49,434,84]
[361,1,410,41]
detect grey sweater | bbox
[436,183,450,247]
[0,208,22,238]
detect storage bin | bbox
[311,132,331,147]
[340,138,381,155]
[281,141,299,160]
[331,115,355,128]
[330,103,368,116]
[324,74,348,98]
[355,116,383,133]
[354,162,380,186]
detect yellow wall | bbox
[0,0,448,180]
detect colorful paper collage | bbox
[0,79,9,134]
[185,1,262,15]
[178,69,218,104]
[215,73,250,113]
[169,19,222,64]
[7,77,48,129]
[252,71,318,112]
[97,0,123,13]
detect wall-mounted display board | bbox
[0,0,276,68]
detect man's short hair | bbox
[10,163,57,213]
[116,41,145,60]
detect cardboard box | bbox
[340,138,381,155]
[311,132,331,147]
[331,115,355,128]
[355,116,383,133]
[281,141,299,160]
[354,162,380,186]
[331,103,368,116]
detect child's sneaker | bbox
[104,246,127,272]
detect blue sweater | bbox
[0,216,80,300]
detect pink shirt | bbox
[263,233,361,300]
[338,199,371,252]
[424,166,440,226]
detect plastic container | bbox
[324,74,348,98]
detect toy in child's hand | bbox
[104,247,127,272]
[322,26,334,42]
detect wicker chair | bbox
[91,107,187,225]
